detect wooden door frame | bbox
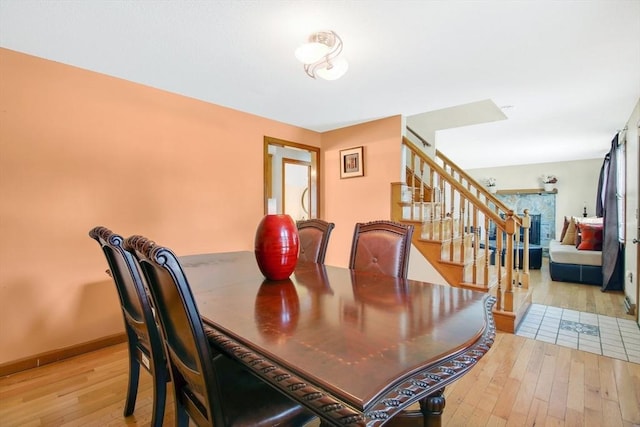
[264,136,320,218]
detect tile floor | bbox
[516,303,640,364]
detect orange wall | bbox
[0,49,322,364]
[321,117,403,267]
[0,49,404,366]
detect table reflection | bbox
[254,279,299,343]
[293,262,333,294]
[350,270,410,310]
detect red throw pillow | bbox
[576,223,603,251]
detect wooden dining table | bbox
[180,251,496,427]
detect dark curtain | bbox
[597,134,623,291]
[595,155,607,217]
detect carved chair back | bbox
[296,219,335,263]
[88,226,167,426]
[349,220,414,278]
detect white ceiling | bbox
[1,0,639,169]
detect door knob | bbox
[633,238,639,244]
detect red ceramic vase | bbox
[254,214,299,280]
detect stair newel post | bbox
[511,231,520,288]
[520,209,531,288]
[503,210,516,313]
[513,211,524,279]
[513,224,520,285]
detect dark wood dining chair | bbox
[124,235,316,427]
[349,220,414,278]
[296,218,335,263]
[88,226,167,427]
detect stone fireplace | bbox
[496,192,556,254]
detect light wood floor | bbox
[1,260,638,427]
[527,259,632,319]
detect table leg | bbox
[373,387,447,427]
[418,388,446,427]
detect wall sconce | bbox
[295,30,348,80]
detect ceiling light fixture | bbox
[295,30,348,80]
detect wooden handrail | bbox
[403,137,507,226]
[436,148,522,225]
[406,126,432,147]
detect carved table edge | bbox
[364,295,496,425]
[205,295,497,427]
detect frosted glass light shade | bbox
[295,42,331,64]
[296,30,347,80]
[315,58,349,81]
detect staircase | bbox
[391,136,533,333]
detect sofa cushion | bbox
[560,216,570,241]
[549,240,601,266]
[577,223,603,251]
[561,217,578,245]
[577,216,604,225]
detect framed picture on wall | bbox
[339,146,364,179]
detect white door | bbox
[283,160,311,221]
